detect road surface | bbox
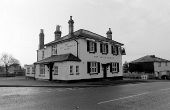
[1,81,170,110]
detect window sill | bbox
[88,51,96,53]
[89,73,98,75]
[76,73,80,75]
[70,73,74,75]
[39,74,45,77]
[111,72,119,74]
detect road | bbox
[1,81,170,110]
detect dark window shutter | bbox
[106,44,108,54]
[116,46,119,55]
[87,62,91,73]
[100,43,102,53]
[94,42,97,53]
[98,62,100,73]
[111,46,114,54]
[87,40,90,52]
[117,63,119,72]
[110,63,112,72]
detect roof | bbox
[130,55,170,63]
[34,53,81,64]
[45,29,124,46]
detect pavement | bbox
[0,76,168,87]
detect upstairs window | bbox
[110,62,119,73]
[158,62,161,67]
[87,40,97,53]
[52,45,57,55]
[87,62,100,74]
[111,45,119,55]
[100,43,108,54]
[165,62,168,66]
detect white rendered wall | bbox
[154,62,170,72]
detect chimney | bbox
[68,16,74,36]
[106,28,112,40]
[39,29,44,49]
[54,25,62,40]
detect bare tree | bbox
[0,53,20,75]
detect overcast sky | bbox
[1,0,170,66]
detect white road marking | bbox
[97,92,149,104]
[160,88,170,91]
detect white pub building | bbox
[34,16,126,81]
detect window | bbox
[53,66,58,75]
[27,67,30,74]
[40,65,45,74]
[111,45,119,55]
[52,45,57,55]
[158,62,161,67]
[110,62,119,73]
[100,43,108,54]
[165,62,168,66]
[87,62,100,74]
[32,67,35,74]
[70,65,73,75]
[76,66,79,75]
[42,51,44,59]
[87,40,97,53]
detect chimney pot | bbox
[68,16,74,36]
[54,25,62,40]
[106,28,112,40]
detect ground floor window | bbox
[27,67,30,74]
[53,66,58,75]
[110,62,119,73]
[32,67,35,74]
[70,65,73,75]
[76,66,79,75]
[40,65,45,74]
[87,62,100,74]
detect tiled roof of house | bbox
[45,29,124,46]
[34,53,81,64]
[130,55,170,63]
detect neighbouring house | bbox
[8,63,25,76]
[34,16,126,81]
[128,55,170,79]
[24,64,35,79]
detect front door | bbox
[47,63,54,81]
[102,64,108,78]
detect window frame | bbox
[90,62,98,74]
[40,65,45,75]
[70,65,74,75]
[111,62,119,73]
[27,67,30,74]
[53,66,58,75]
[89,41,95,53]
[52,45,57,55]
[76,66,79,75]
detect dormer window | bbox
[87,40,97,53]
[52,45,57,55]
[100,43,108,54]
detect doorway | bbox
[102,64,109,78]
